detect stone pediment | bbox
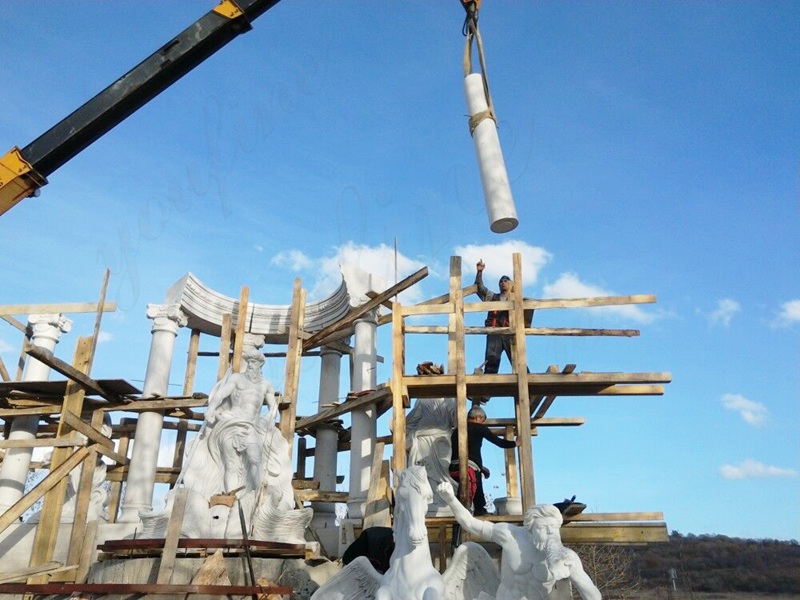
[165,272,353,343]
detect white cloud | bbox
[542,272,655,324]
[452,240,552,287]
[721,393,768,427]
[270,249,313,271]
[720,459,798,480]
[0,338,14,354]
[97,331,113,344]
[709,298,741,327]
[773,299,800,328]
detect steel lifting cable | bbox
[463,10,497,135]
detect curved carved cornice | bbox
[165,272,352,343]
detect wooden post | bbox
[504,425,519,498]
[217,313,232,381]
[511,253,535,508]
[231,286,250,374]
[29,336,93,572]
[156,488,188,585]
[448,257,470,507]
[171,419,189,489]
[363,442,390,528]
[183,328,201,395]
[280,279,305,455]
[106,418,133,523]
[391,302,406,476]
[296,436,307,480]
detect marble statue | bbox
[438,481,602,600]
[140,343,311,542]
[311,465,499,600]
[28,421,112,524]
[405,397,458,515]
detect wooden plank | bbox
[571,512,664,522]
[0,446,90,536]
[529,364,560,415]
[521,295,657,310]
[0,302,117,316]
[106,419,133,522]
[217,313,232,381]
[231,286,250,374]
[88,269,111,369]
[0,583,293,596]
[391,302,406,474]
[484,417,585,427]
[504,425,519,498]
[295,387,391,431]
[363,442,389,528]
[0,314,27,334]
[182,328,201,396]
[24,345,113,400]
[280,279,305,455]
[511,254,535,510]
[66,439,99,566]
[29,336,93,572]
[156,487,189,584]
[74,519,97,584]
[0,561,62,584]
[560,523,669,544]
[293,490,348,503]
[0,356,10,382]
[61,411,112,450]
[303,266,428,351]
[533,364,576,418]
[296,436,307,480]
[171,419,188,488]
[0,437,88,449]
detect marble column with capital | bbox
[347,312,378,519]
[0,314,72,512]
[118,303,187,523]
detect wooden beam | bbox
[293,490,348,503]
[280,279,305,455]
[0,437,88,449]
[217,313,232,381]
[391,302,406,475]
[532,364,576,418]
[560,523,669,544]
[512,253,535,510]
[302,266,428,351]
[504,425,519,498]
[295,387,391,431]
[363,442,390,528]
[0,446,91,537]
[231,286,249,374]
[483,417,585,427]
[182,329,201,396]
[24,345,111,400]
[377,284,478,326]
[0,314,26,334]
[0,302,117,316]
[156,488,188,585]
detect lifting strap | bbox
[462,8,497,135]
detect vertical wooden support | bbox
[74,518,98,584]
[504,424,519,498]
[363,442,390,528]
[0,356,10,382]
[29,336,93,572]
[296,436,307,480]
[511,253,535,509]
[171,419,189,489]
[156,488,188,585]
[280,279,305,455]
[231,286,250,374]
[391,301,406,476]
[448,257,470,507]
[183,328,201,396]
[217,313,232,381]
[107,418,133,523]
[66,410,105,566]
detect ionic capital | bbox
[27,313,72,345]
[146,304,188,335]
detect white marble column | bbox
[118,303,187,523]
[0,314,72,512]
[312,345,343,519]
[347,313,378,519]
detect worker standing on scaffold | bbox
[475,259,514,375]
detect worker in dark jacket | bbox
[449,406,518,516]
[475,259,513,374]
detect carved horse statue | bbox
[311,465,499,600]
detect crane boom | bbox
[0,0,282,216]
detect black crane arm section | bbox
[0,0,281,215]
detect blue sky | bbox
[0,2,797,541]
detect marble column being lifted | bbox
[0,314,72,512]
[465,72,518,234]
